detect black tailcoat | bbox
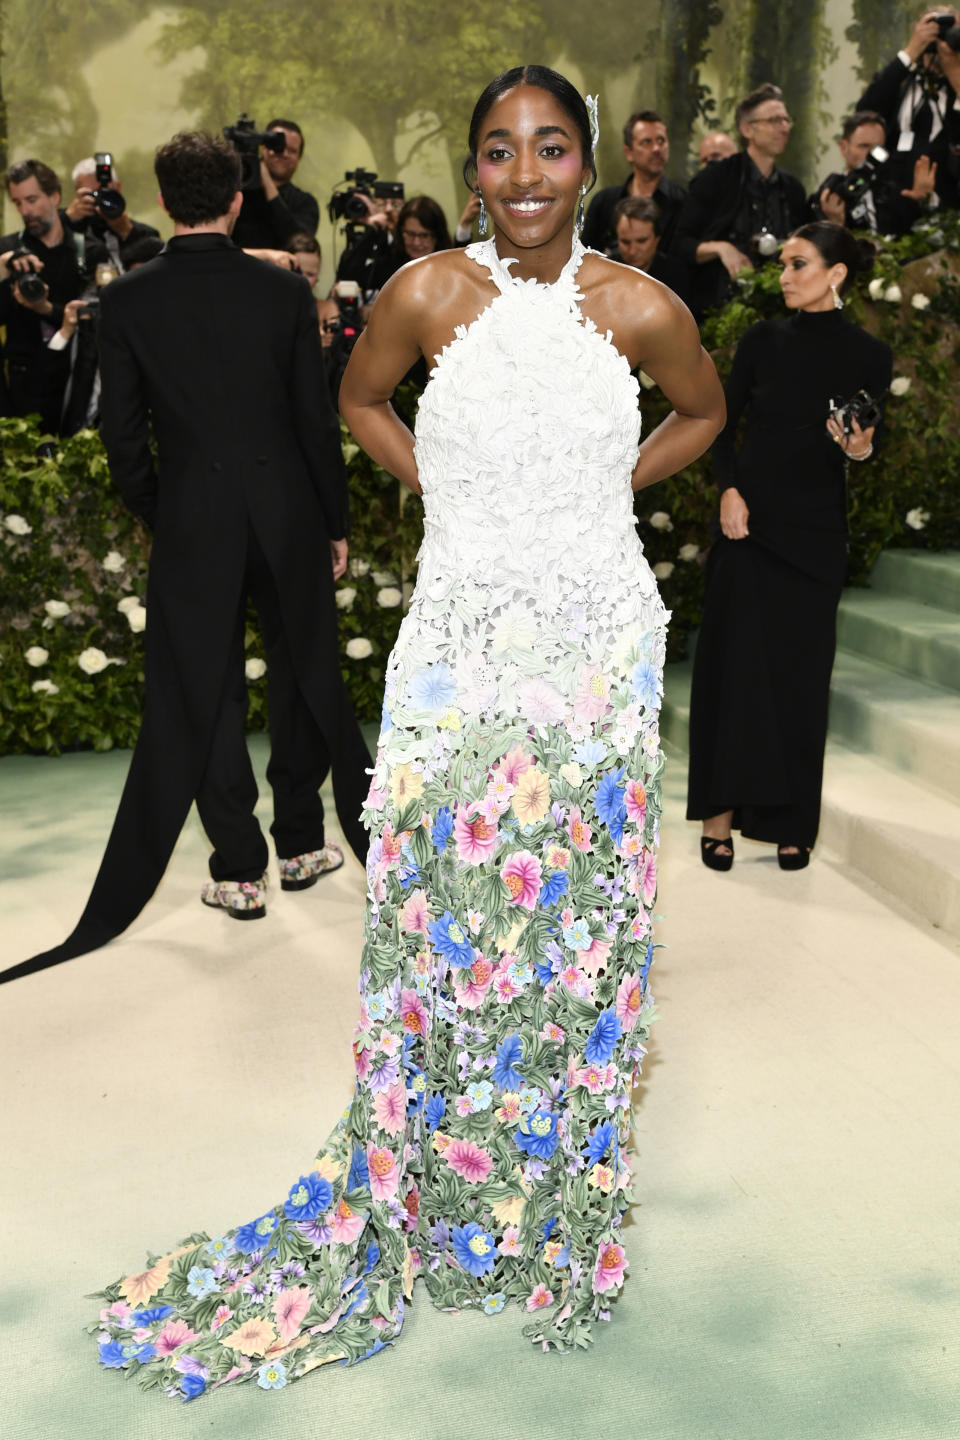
[9,234,369,981]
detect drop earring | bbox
[576,187,586,237]
[831,283,844,310]
[477,194,488,236]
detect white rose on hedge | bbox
[653,561,675,580]
[342,442,359,462]
[911,292,930,311]
[101,550,125,572]
[245,657,267,680]
[335,586,357,610]
[372,570,397,587]
[638,370,657,390]
[32,679,59,696]
[4,514,32,535]
[867,277,885,300]
[377,586,402,608]
[648,511,673,532]
[346,637,373,659]
[678,543,700,562]
[117,595,141,614]
[126,604,147,633]
[350,558,370,578]
[78,647,109,675]
[883,283,902,303]
[44,599,71,619]
[889,376,911,397]
[25,646,49,667]
[905,508,930,530]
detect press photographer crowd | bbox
[2,7,960,436]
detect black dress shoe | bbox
[777,845,811,871]
[701,835,734,871]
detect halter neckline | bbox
[465,234,586,295]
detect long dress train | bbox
[90,236,667,1399]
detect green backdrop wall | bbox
[0,1,921,291]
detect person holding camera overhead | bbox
[0,158,99,431]
[813,111,939,236]
[65,155,160,273]
[686,222,892,872]
[858,8,960,211]
[230,118,320,250]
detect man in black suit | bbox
[858,8,960,211]
[673,83,807,316]
[812,110,939,236]
[582,109,687,256]
[6,131,369,983]
[611,197,692,308]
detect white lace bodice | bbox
[380,236,667,764]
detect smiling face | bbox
[779,236,846,312]
[475,84,592,259]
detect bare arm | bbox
[627,285,726,492]
[338,265,425,495]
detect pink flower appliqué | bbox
[367,1144,400,1201]
[399,889,430,935]
[210,1305,233,1333]
[525,1283,555,1312]
[330,1199,366,1245]
[454,953,497,1010]
[373,1081,407,1136]
[155,1318,200,1356]
[580,936,612,977]
[639,850,657,905]
[495,743,534,786]
[272,1286,312,1344]
[592,1240,628,1293]
[616,972,644,1031]
[574,666,610,724]
[501,849,543,909]
[454,803,499,864]
[400,988,429,1037]
[498,1226,522,1256]
[625,778,646,827]
[445,1139,494,1184]
[567,806,593,853]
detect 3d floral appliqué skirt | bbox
[91,657,662,1400]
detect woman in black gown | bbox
[686,222,892,869]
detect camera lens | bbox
[96,188,126,220]
[16,270,46,303]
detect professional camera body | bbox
[223,115,286,190]
[930,13,960,52]
[6,247,47,304]
[328,168,404,225]
[829,144,890,207]
[829,388,885,435]
[92,153,125,220]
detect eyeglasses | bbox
[401,228,431,242]
[749,114,793,128]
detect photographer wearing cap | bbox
[813,111,938,235]
[673,83,807,316]
[0,158,96,430]
[231,119,320,250]
[66,156,160,273]
[15,129,370,981]
[858,9,960,209]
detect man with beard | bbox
[231,119,320,250]
[581,109,687,256]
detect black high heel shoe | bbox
[777,844,811,871]
[701,835,734,872]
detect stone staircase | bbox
[660,550,960,939]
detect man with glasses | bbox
[674,83,807,315]
[232,119,320,251]
[582,109,687,256]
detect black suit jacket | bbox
[859,56,960,208]
[581,175,687,256]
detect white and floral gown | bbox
[91,236,667,1399]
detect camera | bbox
[76,298,100,323]
[829,388,885,435]
[930,13,960,51]
[328,168,404,224]
[7,248,47,304]
[830,145,890,207]
[223,115,286,190]
[92,153,126,220]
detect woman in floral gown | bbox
[92,67,724,1399]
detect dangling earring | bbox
[831,283,844,310]
[575,187,586,238]
[477,194,488,236]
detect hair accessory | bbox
[585,93,600,156]
[478,195,488,236]
[831,283,844,310]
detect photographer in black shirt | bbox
[66,155,160,273]
[231,119,320,250]
[812,110,939,235]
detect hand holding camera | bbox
[2,248,52,313]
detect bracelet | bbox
[846,443,873,462]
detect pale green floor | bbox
[2,738,959,1440]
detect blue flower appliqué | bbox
[584,1010,622,1066]
[428,911,475,968]
[515,1109,561,1160]
[451,1223,497,1277]
[493,1033,525,1090]
[234,1212,279,1255]
[283,1174,334,1223]
[432,806,454,853]
[540,871,569,908]
[408,662,457,712]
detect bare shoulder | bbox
[579,252,696,366]
[375,247,485,315]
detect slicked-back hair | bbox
[622,110,666,148]
[5,158,61,197]
[463,65,596,195]
[154,131,242,227]
[614,196,663,235]
[841,110,886,142]
[735,83,785,145]
[266,119,305,155]
[789,220,875,296]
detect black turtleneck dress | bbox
[686,309,892,848]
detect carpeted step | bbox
[836,591,960,692]
[868,549,960,614]
[828,651,960,805]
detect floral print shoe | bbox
[200,873,268,920]
[279,843,344,891]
